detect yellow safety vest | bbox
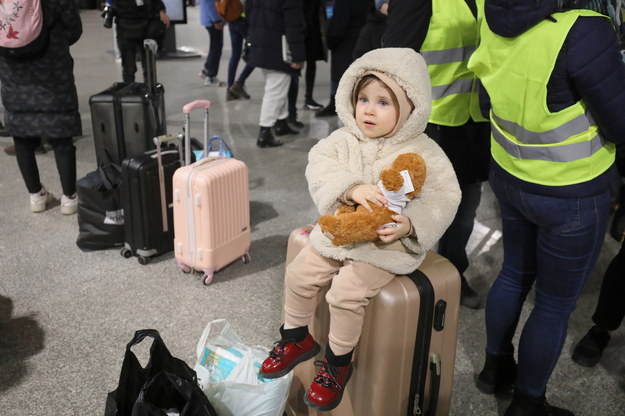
[467,9,615,186]
[420,0,486,126]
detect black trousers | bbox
[115,22,148,83]
[14,136,76,196]
[592,241,625,330]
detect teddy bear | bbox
[317,152,427,246]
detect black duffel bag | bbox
[76,165,124,251]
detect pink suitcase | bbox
[172,100,251,285]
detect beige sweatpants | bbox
[284,243,396,356]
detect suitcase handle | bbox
[183,100,211,114]
[154,133,184,145]
[183,101,211,165]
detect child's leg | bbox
[261,243,339,379]
[304,261,395,410]
[284,243,341,329]
[326,260,395,355]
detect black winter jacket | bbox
[246,0,306,72]
[483,0,625,197]
[0,0,82,139]
[113,0,166,21]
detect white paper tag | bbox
[400,170,414,193]
[104,209,124,225]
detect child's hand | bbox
[377,215,411,243]
[347,184,387,213]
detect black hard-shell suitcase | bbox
[89,40,166,167]
[120,141,182,264]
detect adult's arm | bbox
[381,0,431,50]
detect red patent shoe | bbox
[260,333,320,379]
[304,359,353,411]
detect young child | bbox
[259,47,461,411]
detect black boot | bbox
[476,352,517,394]
[257,126,283,148]
[304,97,323,110]
[572,325,611,367]
[460,275,482,309]
[287,112,304,129]
[315,98,336,117]
[504,390,574,416]
[274,118,299,136]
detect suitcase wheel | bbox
[138,256,150,266]
[202,272,214,286]
[242,252,251,264]
[121,247,132,259]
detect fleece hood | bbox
[335,47,432,143]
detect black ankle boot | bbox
[257,126,283,148]
[287,112,304,129]
[572,325,611,368]
[315,98,336,117]
[504,390,574,416]
[476,352,517,394]
[274,118,299,136]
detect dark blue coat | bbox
[482,0,625,196]
[246,0,306,72]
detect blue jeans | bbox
[227,18,254,87]
[203,26,223,78]
[485,168,610,397]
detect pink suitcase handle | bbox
[183,100,211,114]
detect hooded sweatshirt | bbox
[481,0,625,196]
[305,47,461,275]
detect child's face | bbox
[355,80,399,139]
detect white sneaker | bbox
[61,193,78,215]
[30,187,55,213]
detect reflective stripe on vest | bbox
[491,113,607,163]
[468,10,615,186]
[420,0,485,126]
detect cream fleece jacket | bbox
[305,47,461,275]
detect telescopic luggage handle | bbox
[182,100,212,165]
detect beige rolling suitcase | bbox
[284,225,460,416]
[172,100,251,285]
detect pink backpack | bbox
[0,0,48,58]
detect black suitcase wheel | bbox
[121,247,132,258]
[138,256,150,265]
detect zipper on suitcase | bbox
[406,269,435,416]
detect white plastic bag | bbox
[194,319,293,416]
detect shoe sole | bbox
[475,376,514,395]
[303,365,353,411]
[259,342,320,379]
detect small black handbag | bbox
[104,329,218,416]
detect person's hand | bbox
[160,10,171,28]
[291,62,304,70]
[347,184,387,213]
[377,214,411,243]
[214,21,225,30]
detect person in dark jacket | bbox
[467,1,625,415]
[112,0,170,82]
[302,0,327,110]
[383,0,488,310]
[0,0,82,215]
[246,0,306,148]
[315,0,373,117]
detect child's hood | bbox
[336,47,432,143]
